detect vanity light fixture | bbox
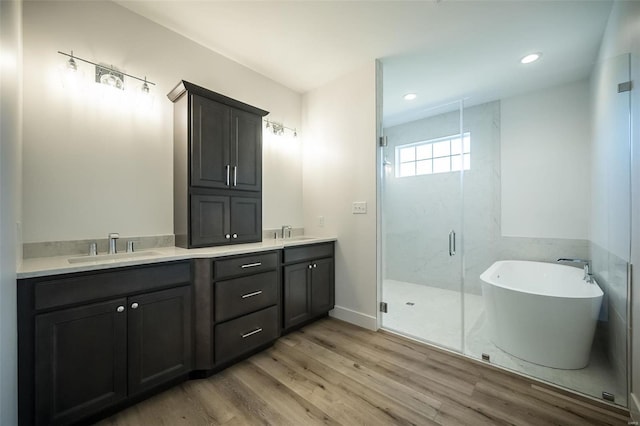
[66,51,78,72]
[404,93,417,101]
[264,118,297,137]
[520,52,542,64]
[57,50,155,92]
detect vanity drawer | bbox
[215,306,278,365]
[283,242,333,264]
[214,252,278,280]
[214,271,278,322]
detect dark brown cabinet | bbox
[35,299,128,426]
[190,95,262,191]
[192,251,280,371]
[128,286,192,395]
[283,243,335,331]
[190,194,261,246]
[169,81,268,248]
[19,262,193,426]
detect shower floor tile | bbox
[381,279,626,407]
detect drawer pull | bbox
[241,328,263,339]
[241,290,263,299]
[240,262,262,269]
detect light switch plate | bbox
[352,201,367,214]
[318,216,325,227]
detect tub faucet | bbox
[557,258,594,283]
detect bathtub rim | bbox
[480,260,604,299]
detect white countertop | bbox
[18,236,337,279]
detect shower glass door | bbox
[380,101,465,352]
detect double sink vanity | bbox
[18,80,336,425]
[17,236,336,425]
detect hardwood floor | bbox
[96,318,630,426]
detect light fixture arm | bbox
[57,51,156,86]
[264,118,297,137]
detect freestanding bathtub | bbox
[480,260,604,369]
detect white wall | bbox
[501,80,591,239]
[302,62,378,330]
[593,0,640,418]
[0,0,22,423]
[22,1,303,244]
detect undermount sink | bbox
[286,236,316,241]
[68,251,159,264]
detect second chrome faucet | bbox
[281,225,292,239]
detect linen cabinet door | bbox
[128,286,192,396]
[191,94,231,189]
[191,194,231,247]
[230,196,261,243]
[35,298,127,426]
[231,108,262,191]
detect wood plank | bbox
[230,360,338,425]
[98,318,629,426]
[256,341,439,425]
[282,330,443,417]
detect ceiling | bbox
[117,0,613,126]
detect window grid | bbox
[396,133,470,178]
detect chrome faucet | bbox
[108,233,120,255]
[557,258,594,283]
[281,225,292,239]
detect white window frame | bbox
[395,132,471,178]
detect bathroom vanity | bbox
[17,239,335,425]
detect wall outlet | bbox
[318,215,325,227]
[352,201,367,214]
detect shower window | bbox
[396,133,470,177]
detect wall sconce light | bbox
[264,118,297,137]
[66,51,78,72]
[58,50,155,93]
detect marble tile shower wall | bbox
[383,101,590,295]
[591,241,628,399]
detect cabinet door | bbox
[231,108,262,191]
[35,299,127,425]
[230,196,261,243]
[191,194,230,247]
[311,258,335,315]
[283,263,311,329]
[191,94,231,189]
[128,286,192,396]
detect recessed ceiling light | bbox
[404,93,417,101]
[520,53,542,64]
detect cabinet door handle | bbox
[308,264,313,269]
[232,233,238,239]
[241,328,263,339]
[241,290,263,299]
[116,306,125,313]
[241,262,262,269]
[131,302,139,309]
[225,164,230,186]
[225,234,231,239]
[233,166,237,186]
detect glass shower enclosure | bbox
[379,48,631,406]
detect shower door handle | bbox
[449,230,456,256]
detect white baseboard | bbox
[329,305,377,331]
[631,392,640,423]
